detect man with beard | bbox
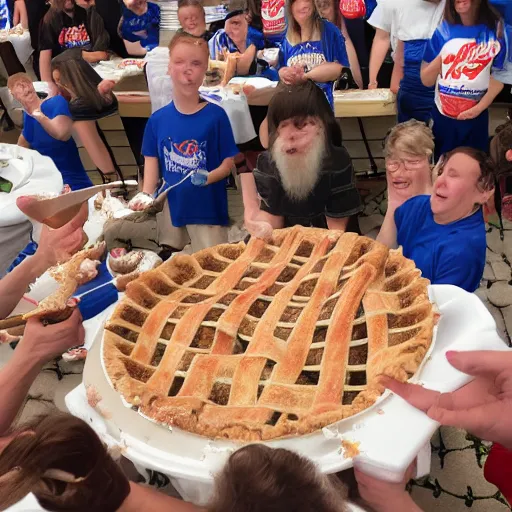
[246,81,363,239]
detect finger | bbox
[380,377,440,412]
[427,402,497,435]
[446,350,511,378]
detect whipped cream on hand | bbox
[128,192,154,211]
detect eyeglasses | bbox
[385,158,427,173]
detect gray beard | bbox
[271,131,326,202]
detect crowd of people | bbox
[1,0,512,509]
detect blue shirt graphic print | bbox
[142,101,239,227]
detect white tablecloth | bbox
[0,27,33,67]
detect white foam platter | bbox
[68,285,509,488]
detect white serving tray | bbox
[67,285,509,503]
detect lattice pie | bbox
[103,227,435,441]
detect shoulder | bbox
[149,102,175,122]
[148,2,160,14]
[203,102,230,121]
[402,194,430,210]
[396,195,430,220]
[46,94,69,110]
[321,19,341,35]
[255,152,278,178]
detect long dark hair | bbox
[444,0,501,29]
[267,80,342,148]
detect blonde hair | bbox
[7,72,33,90]
[384,120,434,159]
[286,0,323,46]
[208,444,348,512]
[168,30,209,61]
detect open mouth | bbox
[434,192,447,200]
[392,180,410,190]
[286,148,297,155]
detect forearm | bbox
[82,50,108,63]
[74,121,116,173]
[369,30,390,85]
[124,40,147,57]
[476,77,504,111]
[237,45,257,76]
[376,206,398,248]
[0,253,48,319]
[253,209,284,228]
[240,172,260,222]
[420,59,440,87]
[326,216,349,231]
[142,157,160,195]
[259,116,269,149]
[207,158,234,185]
[305,62,343,83]
[38,115,72,141]
[391,40,404,93]
[120,482,200,512]
[345,38,363,88]
[39,50,53,83]
[0,350,43,434]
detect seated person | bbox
[177,0,211,40]
[39,0,110,96]
[384,119,434,205]
[119,0,160,56]
[245,81,362,239]
[209,8,273,78]
[8,73,93,191]
[378,147,495,292]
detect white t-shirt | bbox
[368,0,446,51]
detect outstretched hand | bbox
[245,219,273,241]
[381,350,512,450]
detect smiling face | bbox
[178,5,206,36]
[291,0,314,25]
[225,14,248,45]
[453,0,477,16]
[9,79,38,108]
[386,151,432,199]
[431,152,492,223]
[168,40,208,97]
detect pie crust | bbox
[103,227,435,441]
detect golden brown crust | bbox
[102,227,435,441]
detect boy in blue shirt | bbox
[130,32,239,253]
[119,0,160,56]
[377,147,495,293]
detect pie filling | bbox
[103,227,434,441]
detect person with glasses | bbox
[378,147,495,292]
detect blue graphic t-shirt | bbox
[142,101,239,227]
[0,0,10,30]
[22,96,92,191]
[208,26,265,59]
[423,21,506,118]
[120,2,160,51]
[278,20,349,108]
[395,195,486,292]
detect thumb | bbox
[446,350,510,378]
[55,203,89,237]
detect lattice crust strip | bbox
[103,226,435,441]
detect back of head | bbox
[384,120,434,159]
[0,413,130,512]
[208,445,348,512]
[267,80,342,148]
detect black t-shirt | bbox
[39,5,110,57]
[253,145,363,230]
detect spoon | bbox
[16,180,138,229]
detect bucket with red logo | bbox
[262,0,286,35]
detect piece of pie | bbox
[103,227,435,441]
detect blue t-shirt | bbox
[423,21,506,118]
[120,2,160,51]
[22,95,92,191]
[278,20,349,108]
[395,195,486,292]
[142,101,239,227]
[0,0,9,30]
[208,26,265,59]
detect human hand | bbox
[17,309,85,364]
[381,350,512,451]
[355,461,417,512]
[246,219,273,241]
[33,202,88,269]
[128,192,154,211]
[457,104,483,121]
[368,81,378,90]
[191,169,209,187]
[97,79,117,96]
[28,108,44,119]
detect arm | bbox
[236,44,258,76]
[82,50,109,63]
[120,482,200,512]
[207,157,234,185]
[240,172,261,224]
[390,39,404,94]
[39,49,54,85]
[326,216,349,231]
[368,28,390,88]
[377,204,398,248]
[142,156,160,195]
[420,55,442,87]
[32,112,73,141]
[305,61,343,83]
[253,208,284,229]
[14,0,29,29]
[457,77,504,120]
[259,116,269,149]
[0,311,84,435]
[340,17,363,89]
[73,121,116,175]
[123,39,147,56]
[17,133,30,148]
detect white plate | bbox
[69,284,509,496]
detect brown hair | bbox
[7,72,33,90]
[0,414,130,512]
[286,0,323,46]
[51,49,112,112]
[49,0,75,11]
[208,444,348,512]
[177,0,206,17]
[315,0,341,28]
[384,120,435,159]
[267,80,342,148]
[168,30,210,61]
[444,0,501,30]
[441,146,496,192]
